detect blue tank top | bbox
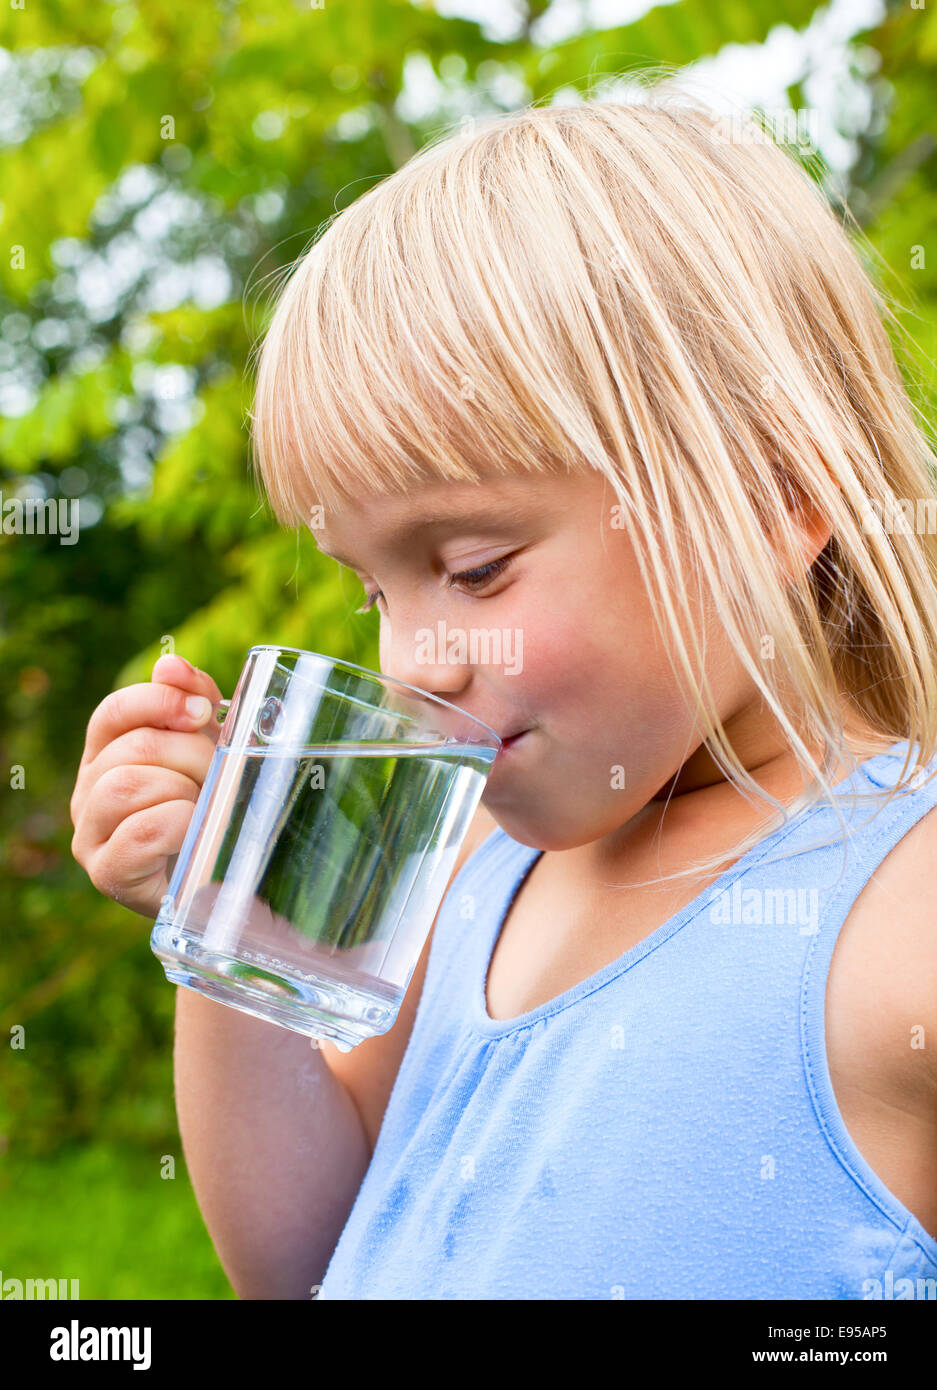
[318,739,937,1299]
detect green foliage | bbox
[849,2,937,430]
[0,1141,237,1297]
[0,0,933,1296]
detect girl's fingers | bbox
[82,679,218,768]
[151,654,224,706]
[89,799,200,905]
[72,726,217,824]
[151,656,225,749]
[72,766,203,864]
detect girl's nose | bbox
[379,615,473,698]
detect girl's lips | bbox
[495,729,531,761]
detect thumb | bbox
[151,653,225,707]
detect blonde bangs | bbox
[247,118,623,526]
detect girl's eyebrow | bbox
[315,504,528,568]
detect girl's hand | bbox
[70,654,224,919]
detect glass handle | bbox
[212,696,281,737]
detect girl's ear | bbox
[789,497,833,579]
[770,461,837,585]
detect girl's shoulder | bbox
[824,789,937,1242]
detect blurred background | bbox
[0,0,934,1298]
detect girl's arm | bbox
[173,986,370,1299]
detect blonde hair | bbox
[248,89,937,889]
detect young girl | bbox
[72,94,937,1299]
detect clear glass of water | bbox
[150,645,501,1050]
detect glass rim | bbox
[245,645,503,747]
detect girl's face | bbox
[316,466,801,853]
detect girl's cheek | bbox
[508,608,587,698]
[515,593,664,716]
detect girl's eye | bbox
[446,553,513,593]
[355,554,513,617]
